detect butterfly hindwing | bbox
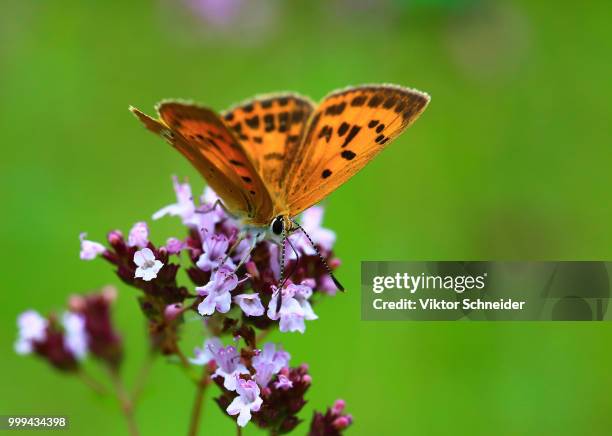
[222,94,315,199]
[131,103,274,225]
[284,85,430,215]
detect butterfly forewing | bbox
[221,94,315,200]
[131,84,430,226]
[284,85,430,215]
[131,103,274,225]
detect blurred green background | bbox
[2,0,612,434]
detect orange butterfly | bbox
[130,84,430,289]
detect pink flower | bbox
[252,342,290,387]
[274,374,293,390]
[233,293,265,317]
[153,176,197,225]
[210,344,249,391]
[196,266,238,315]
[127,221,149,248]
[288,206,336,258]
[133,248,163,281]
[189,337,222,365]
[15,310,47,354]
[164,303,183,321]
[226,377,263,427]
[197,233,235,272]
[165,237,186,254]
[79,233,106,260]
[267,283,318,333]
[62,312,88,359]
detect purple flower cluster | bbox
[16,176,352,434]
[309,399,354,436]
[207,340,312,431]
[15,287,121,372]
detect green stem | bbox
[77,369,108,395]
[109,368,139,436]
[131,352,157,403]
[187,366,210,436]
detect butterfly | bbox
[130,84,430,289]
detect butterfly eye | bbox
[270,216,284,235]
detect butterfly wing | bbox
[283,85,430,216]
[221,94,315,200]
[130,102,274,225]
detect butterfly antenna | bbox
[275,236,301,314]
[289,218,345,292]
[279,226,287,288]
[279,237,300,289]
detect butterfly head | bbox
[270,215,288,236]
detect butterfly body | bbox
[131,84,430,230]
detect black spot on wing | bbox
[383,96,397,109]
[325,102,346,116]
[291,110,305,123]
[263,114,275,132]
[341,150,356,160]
[338,122,349,136]
[245,116,260,129]
[351,95,366,107]
[322,169,332,178]
[278,112,289,133]
[341,125,361,148]
[368,94,383,108]
[318,125,333,143]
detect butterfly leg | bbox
[221,230,264,271]
[196,199,237,219]
[235,231,263,270]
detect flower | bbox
[309,399,353,435]
[197,233,235,272]
[217,364,312,433]
[201,186,226,222]
[153,178,223,237]
[233,293,265,317]
[288,206,336,258]
[187,0,245,27]
[62,312,88,359]
[165,237,186,254]
[210,344,249,391]
[252,343,290,387]
[79,233,106,260]
[267,283,318,333]
[153,176,197,225]
[133,248,163,281]
[127,221,149,248]
[196,266,238,316]
[226,377,263,427]
[190,337,222,365]
[15,310,48,354]
[15,311,85,371]
[231,235,252,264]
[274,374,293,390]
[68,288,122,366]
[164,303,183,321]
